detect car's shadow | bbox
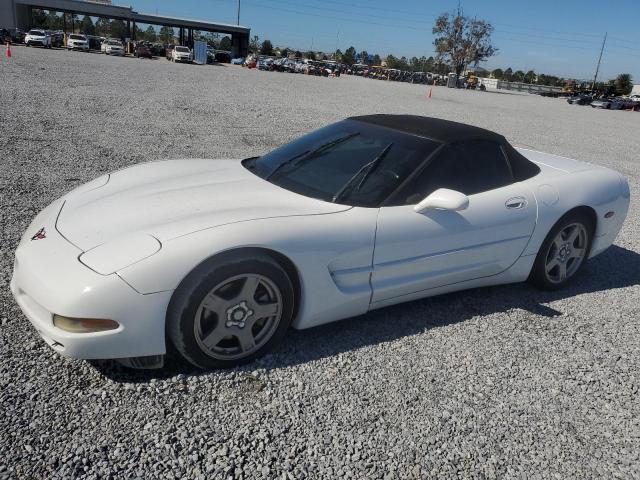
[92,245,640,382]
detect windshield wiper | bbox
[265,132,360,181]
[332,143,393,204]
[264,149,311,180]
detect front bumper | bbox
[10,200,172,360]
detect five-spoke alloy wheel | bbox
[530,211,594,290]
[167,253,295,369]
[194,274,282,361]
[543,223,588,284]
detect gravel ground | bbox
[1,46,639,479]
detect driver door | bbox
[371,140,537,303]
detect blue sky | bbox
[128,0,640,80]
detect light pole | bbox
[591,32,607,90]
[237,0,241,25]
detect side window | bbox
[395,140,513,205]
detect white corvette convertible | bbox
[12,115,629,369]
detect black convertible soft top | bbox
[349,114,539,181]
[350,114,505,144]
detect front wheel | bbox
[529,211,594,290]
[167,254,295,369]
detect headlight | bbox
[79,233,161,275]
[53,315,119,333]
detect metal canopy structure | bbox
[1,0,250,56]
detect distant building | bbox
[0,0,250,56]
[632,84,640,95]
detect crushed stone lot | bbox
[1,46,639,479]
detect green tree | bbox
[359,50,368,64]
[95,18,110,36]
[491,68,503,79]
[45,11,63,30]
[219,36,232,51]
[614,73,633,95]
[79,15,95,35]
[342,46,357,65]
[110,19,127,39]
[260,39,273,55]
[513,70,525,82]
[503,67,513,81]
[249,35,260,53]
[133,24,143,40]
[432,8,496,78]
[66,14,80,33]
[372,54,381,65]
[305,51,315,59]
[159,26,174,43]
[525,70,536,83]
[334,49,342,62]
[385,54,397,68]
[31,9,47,28]
[144,25,157,42]
[294,50,302,58]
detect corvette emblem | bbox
[31,228,46,241]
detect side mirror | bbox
[413,188,469,213]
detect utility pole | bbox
[591,32,607,90]
[237,0,241,25]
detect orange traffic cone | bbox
[5,42,11,58]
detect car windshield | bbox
[107,40,121,45]
[176,46,189,52]
[247,120,440,207]
[69,35,85,40]
[29,30,44,35]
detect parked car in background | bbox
[567,94,593,105]
[165,44,175,60]
[616,98,640,111]
[103,39,124,56]
[25,29,51,48]
[1,28,11,43]
[608,98,627,110]
[214,51,231,63]
[87,36,103,51]
[630,94,640,103]
[590,98,613,109]
[7,28,25,43]
[231,57,244,65]
[171,45,192,62]
[151,43,165,56]
[67,34,89,51]
[49,31,64,48]
[258,57,273,70]
[135,43,153,59]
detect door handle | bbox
[505,197,527,209]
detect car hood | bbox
[56,158,351,251]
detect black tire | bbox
[529,210,595,290]
[167,253,295,369]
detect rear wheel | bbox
[529,211,594,290]
[167,254,295,369]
